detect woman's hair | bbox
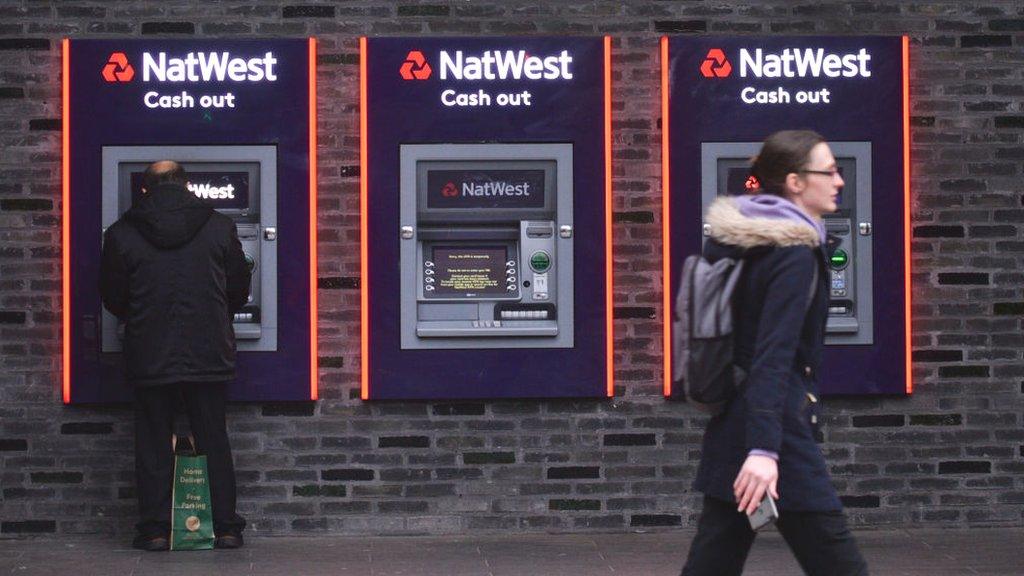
[748,130,825,196]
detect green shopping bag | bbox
[170,437,214,551]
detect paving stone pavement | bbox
[1,528,1022,575]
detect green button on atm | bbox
[530,250,551,273]
[830,249,849,270]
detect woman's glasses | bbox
[800,168,841,177]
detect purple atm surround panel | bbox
[64,39,314,403]
[362,37,611,400]
[663,36,910,396]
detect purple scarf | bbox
[733,194,827,246]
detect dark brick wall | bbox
[1,1,1022,536]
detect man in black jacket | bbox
[101,161,250,551]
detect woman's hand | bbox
[733,454,779,515]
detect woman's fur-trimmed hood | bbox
[705,196,820,249]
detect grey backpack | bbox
[672,253,817,414]
[672,255,747,414]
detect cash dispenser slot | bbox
[417,323,558,338]
[417,225,520,241]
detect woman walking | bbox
[680,130,869,576]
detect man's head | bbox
[141,161,188,194]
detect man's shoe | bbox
[132,534,169,552]
[214,533,244,549]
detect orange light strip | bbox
[604,36,614,398]
[62,39,71,404]
[308,37,319,401]
[359,37,369,400]
[902,35,912,395]
[660,37,671,398]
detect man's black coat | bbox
[692,197,842,512]
[100,182,251,387]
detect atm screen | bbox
[718,160,848,205]
[725,166,757,196]
[125,163,256,211]
[425,169,547,209]
[430,245,509,297]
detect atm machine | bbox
[100,145,278,352]
[700,142,873,345]
[399,143,574,350]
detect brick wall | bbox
[1,1,1022,537]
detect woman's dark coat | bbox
[100,183,251,387]
[692,196,842,512]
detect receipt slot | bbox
[700,142,873,345]
[100,145,278,352]
[400,144,573,349]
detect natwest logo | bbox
[739,47,871,78]
[188,182,235,200]
[400,50,432,80]
[700,49,731,78]
[141,51,278,82]
[102,52,135,82]
[440,182,458,197]
[461,180,531,197]
[440,50,573,81]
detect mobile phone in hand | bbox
[747,492,778,531]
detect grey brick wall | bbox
[1,1,1022,537]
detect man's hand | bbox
[733,454,779,515]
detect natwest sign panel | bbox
[688,40,884,107]
[390,39,583,110]
[79,41,295,113]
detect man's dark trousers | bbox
[134,381,245,538]
[681,496,868,576]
